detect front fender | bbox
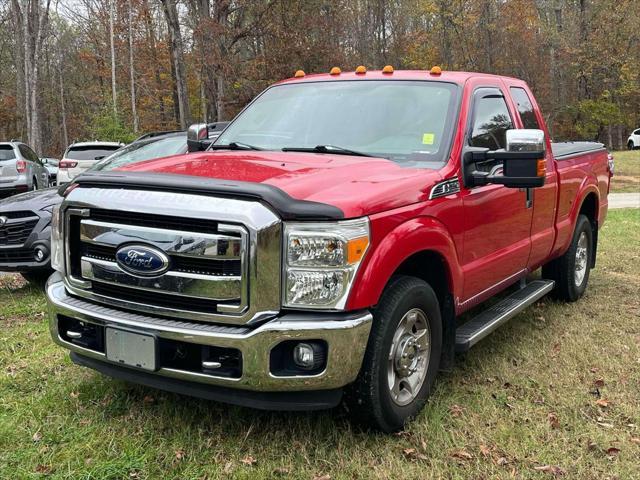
[347,216,462,310]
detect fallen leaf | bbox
[402,448,427,461]
[313,475,331,480]
[586,440,598,451]
[594,378,605,388]
[533,465,566,476]
[223,461,234,474]
[496,456,509,466]
[128,472,140,479]
[449,404,464,417]
[630,437,640,445]
[175,449,186,461]
[240,455,256,466]
[479,444,491,457]
[606,447,620,456]
[273,467,290,475]
[548,412,560,429]
[596,399,610,408]
[69,391,79,399]
[32,431,42,442]
[590,367,598,373]
[35,465,52,474]
[143,395,155,404]
[450,449,473,461]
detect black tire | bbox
[21,270,52,288]
[31,178,37,191]
[628,141,635,150]
[542,214,593,302]
[344,276,442,432]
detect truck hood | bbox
[116,151,443,217]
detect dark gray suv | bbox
[0,141,49,198]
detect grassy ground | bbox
[611,150,640,193]
[1,209,639,479]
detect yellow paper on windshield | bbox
[422,133,435,145]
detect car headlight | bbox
[50,204,64,273]
[283,218,369,309]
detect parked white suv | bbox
[628,128,640,150]
[0,141,49,198]
[57,141,123,184]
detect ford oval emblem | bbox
[115,244,171,277]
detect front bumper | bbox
[46,274,372,402]
[0,225,51,272]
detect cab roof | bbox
[276,69,521,85]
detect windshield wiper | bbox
[209,141,263,151]
[282,145,376,158]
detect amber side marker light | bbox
[430,65,442,76]
[347,237,369,264]
[294,70,305,78]
[355,65,367,74]
[537,159,547,177]
[382,65,394,74]
[330,67,341,75]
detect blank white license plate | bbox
[105,328,157,371]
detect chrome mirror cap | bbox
[506,129,545,152]
[187,123,209,152]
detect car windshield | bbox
[90,134,187,171]
[65,145,121,161]
[215,80,459,165]
[0,145,16,161]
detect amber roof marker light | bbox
[430,66,442,76]
[382,65,394,74]
[330,67,342,75]
[294,70,306,78]
[355,65,367,74]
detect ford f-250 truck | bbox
[46,67,611,432]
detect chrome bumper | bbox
[46,275,372,392]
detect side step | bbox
[455,280,555,353]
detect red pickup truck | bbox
[47,68,611,432]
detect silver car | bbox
[0,141,49,199]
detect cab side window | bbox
[469,91,513,151]
[510,87,541,130]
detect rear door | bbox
[460,81,533,303]
[20,144,48,187]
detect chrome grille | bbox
[61,188,282,326]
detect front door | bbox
[460,85,533,303]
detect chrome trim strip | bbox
[47,279,372,391]
[80,219,243,261]
[80,256,242,301]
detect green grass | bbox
[610,150,640,193]
[1,209,639,479]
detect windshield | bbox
[215,80,459,165]
[90,134,187,171]
[0,145,16,161]
[65,145,121,161]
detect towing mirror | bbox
[463,129,546,189]
[187,123,209,152]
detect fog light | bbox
[293,343,316,369]
[34,246,48,262]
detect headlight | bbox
[40,204,55,214]
[283,218,369,309]
[50,204,64,273]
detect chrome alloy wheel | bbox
[387,308,431,406]
[574,231,589,287]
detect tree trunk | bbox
[127,0,139,132]
[109,0,118,117]
[161,0,191,129]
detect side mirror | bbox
[463,129,546,189]
[187,123,210,152]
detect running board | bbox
[455,280,555,353]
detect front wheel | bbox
[345,276,442,432]
[542,214,593,302]
[629,141,635,150]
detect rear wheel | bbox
[345,276,442,432]
[542,214,593,302]
[629,140,635,150]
